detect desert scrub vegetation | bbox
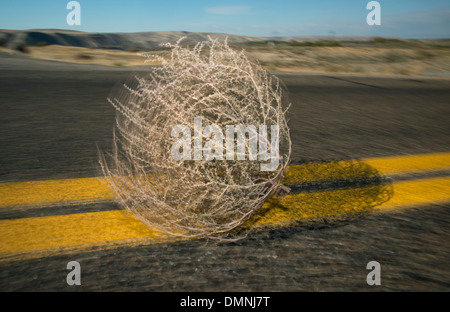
[74,52,94,60]
[236,38,450,75]
[99,38,292,240]
[12,43,29,53]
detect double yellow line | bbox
[1,152,450,261]
[2,152,449,208]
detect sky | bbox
[0,0,449,38]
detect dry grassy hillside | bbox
[1,30,449,77]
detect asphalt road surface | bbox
[0,51,449,292]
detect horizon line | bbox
[1,28,449,41]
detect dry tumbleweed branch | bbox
[99,38,292,240]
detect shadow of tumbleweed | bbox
[236,159,394,235]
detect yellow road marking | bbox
[0,177,112,207]
[1,152,450,208]
[282,152,450,184]
[364,152,450,176]
[1,176,449,261]
[250,176,450,228]
[0,210,161,256]
[375,176,450,210]
[282,159,377,184]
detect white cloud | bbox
[205,5,250,15]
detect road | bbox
[0,52,449,292]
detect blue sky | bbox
[0,0,449,38]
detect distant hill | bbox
[0,29,374,50]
